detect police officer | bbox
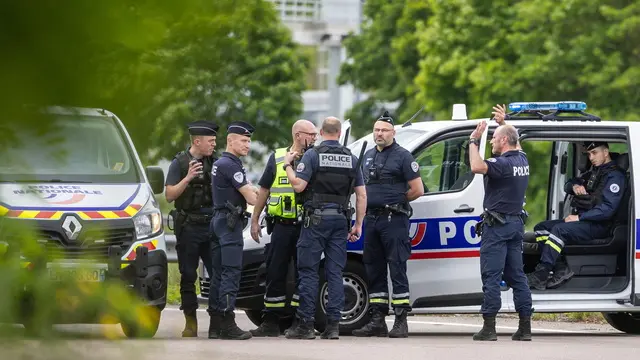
[208,121,258,340]
[282,116,366,340]
[527,141,626,290]
[248,119,318,337]
[468,118,533,341]
[352,112,424,338]
[164,120,219,337]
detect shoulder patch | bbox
[233,171,244,183]
[296,163,305,172]
[487,158,497,163]
[411,161,419,172]
[610,183,620,194]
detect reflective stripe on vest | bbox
[266,147,302,219]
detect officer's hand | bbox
[348,224,361,243]
[564,214,579,222]
[492,104,507,125]
[470,120,487,140]
[250,221,261,243]
[186,160,203,181]
[284,151,298,166]
[572,184,587,195]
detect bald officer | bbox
[208,121,258,340]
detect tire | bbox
[120,306,162,338]
[314,259,370,335]
[245,309,294,333]
[602,312,640,334]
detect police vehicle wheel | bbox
[315,260,370,335]
[120,305,162,338]
[602,312,640,334]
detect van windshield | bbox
[0,114,142,183]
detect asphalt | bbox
[3,306,639,360]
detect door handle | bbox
[454,205,475,213]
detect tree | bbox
[338,0,431,136]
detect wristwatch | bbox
[283,163,292,171]
[469,138,481,146]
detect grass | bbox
[531,312,606,324]
[166,263,202,306]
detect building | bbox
[267,0,364,125]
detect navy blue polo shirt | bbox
[211,152,249,210]
[362,141,420,208]
[483,150,529,215]
[296,140,365,209]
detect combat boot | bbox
[250,312,280,337]
[284,316,298,336]
[219,311,252,340]
[352,308,388,337]
[320,319,340,340]
[511,314,532,341]
[285,318,315,339]
[181,310,198,337]
[388,308,409,338]
[527,264,551,291]
[207,312,221,339]
[472,315,497,341]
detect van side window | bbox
[414,136,472,193]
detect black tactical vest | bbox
[303,145,356,209]
[174,150,216,213]
[570,164,618,212]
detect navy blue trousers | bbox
[296,215,348,323]
[209,212,244,313]
[363,213,411,311]
[480,217,532,317]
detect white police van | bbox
[198,101,640,335]
[0,106,168,337]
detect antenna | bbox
[401,106,426,128]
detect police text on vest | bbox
[319,154,353,168]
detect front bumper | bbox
[198,247,268,310]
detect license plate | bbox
[47,263,107,282]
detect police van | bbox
[0,106,168,337]
[198,101,640,335]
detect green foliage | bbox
[340,0,640,226]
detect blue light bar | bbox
[508,101,587,112]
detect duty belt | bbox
[366,203,411,217]
[181,211,213,224]
[273,217,300,225]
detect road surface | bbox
[4,306,639,360]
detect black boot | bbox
[352,308,388,337]
[472,315,497,341]
[547,262,574,289]
[219,311,252,340]
[388,308,409,338]
[208,312,221,339]
[527,264,551,291]
[284,316,298,336]
[285,318,315,340]
[511,315,532,341]
[250,312,280,337]
[320,319,340,340]
[181,310,198,337]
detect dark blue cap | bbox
[376,110,394,125]
[188,120,218,136]
[227,121,255,138]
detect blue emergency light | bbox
[508,101,587,112]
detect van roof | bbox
[402,118,638,131]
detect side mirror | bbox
[146,166,165,195]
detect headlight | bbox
[133,197,162,240]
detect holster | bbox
[265,215,275,235]
[480,210,506,227]
[174,211,186,238]
[167,209,177,231]
[386,203,412,217]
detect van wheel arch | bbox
[602,312,640,334]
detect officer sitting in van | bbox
[527,141,626,290]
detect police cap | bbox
[376,111,394,125]
[188,120,219,136]
[583,141,608,151]
[227,121,255,138]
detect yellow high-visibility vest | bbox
[266,147,303,219]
